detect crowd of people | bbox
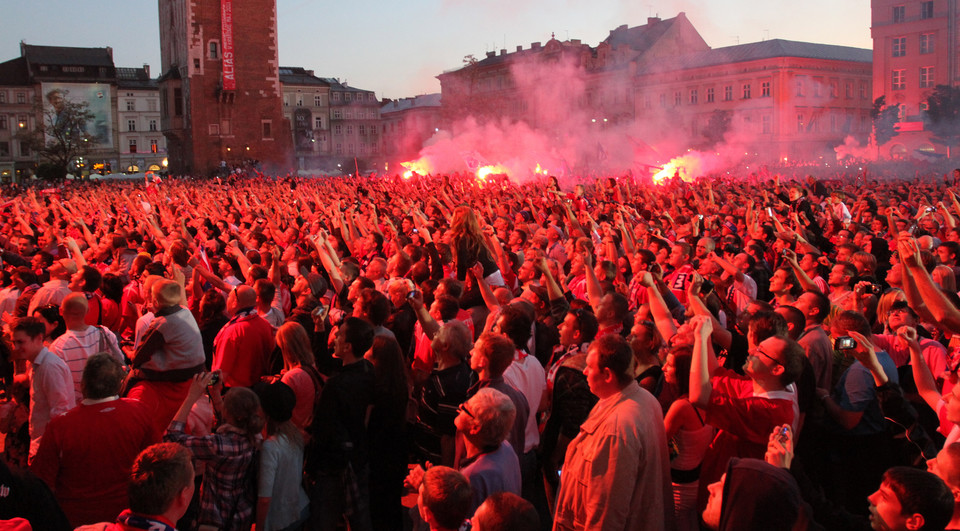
[2,164,960,530]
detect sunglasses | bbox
[458,402,475,419]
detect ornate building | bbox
[871,0,952,157]
[437,13,874,163]
[158,0,291,175]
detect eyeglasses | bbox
[457,402,475,419]
[754,346,783,367]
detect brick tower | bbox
[158,0,291,176]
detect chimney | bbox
[486,51,496,58]
[142,63,150,77]
[647,17,660,25]
[307,69,314,76]
[571,39,581,46]
[500,49,507,55]
[531,42,541,50]
[609,24,628,36]
[516,45,523,52]
[107,46,113,60]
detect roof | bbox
[603,16,678,51]
[21,44,114,67]
[116,67,156,89]
[0,57,30,86]
[279,66,330,87]
[381,93,441,114]
[320,77,373,94]
[637,39,872,75]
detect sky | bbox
[3,0,872,100]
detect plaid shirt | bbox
[164,420,258,530]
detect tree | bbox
[16,89,97,179]
[871,96,900,157]
[700,110,732,149]
[924,84,960,158]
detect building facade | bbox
[380,93,441,162]
[0,44,120,181]
[872,0,953,157]
[636,40,874,160]
[437,14,874,164]
[116,66,167,174]
[158,0,291,175]
[279,67,330,172]
[325,78,380,173]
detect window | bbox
[369,112,376,119]
[830,81,838,98]
[845,83,853,99]
[346,125,353,135]
[209,41,219,59]
[126,100,135,111]
[261,120,272,139]
[742,84,751,99]
[372,144,378,154]
[347,144,355,155]
[345,111,353,120]
[921,66,935,88]
[762,115,772,134]
[359,125,366,135]
[797,114,804,133]
[315,117,323,129]
[921,1,934,19]
[706,88,714,103]
[892,69,906,90]
[17,115,27,129]
[859,82,867,99]
[127,120,136,132]
[724,86,733,101]
[689,89,698,104]
[149,120,157,132]
[129,139,137,153]
[674,91,681,106]
[659,94,667,107]
[174,89,183,116]
[0,116,5,130]
[0,92,5,103]
[344,93,351,102]
[19,141,29,157]
[209,124,220,136]
[151,139,158,153]
[16,93,25,104]
[148,99,157,112]
[332,110,342,120]
[335,143,342,155]
[892,37,906,57]
[921,33,935,54]
[796,77,805,97]
[334,124,342,135]
[0,142,7,157]
[332,92,341,102]
[761,81,771,97]
[314,95,323,106]
[893,5,905,22]
[194,58,200,68]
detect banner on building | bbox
[221,0,236,91]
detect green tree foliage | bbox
[871,96,900,149]
[924,84,960,157]
[701,109,732,149]
[16,89,97,179]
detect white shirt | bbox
[503,350,546,452]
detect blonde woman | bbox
[276,322,324,435]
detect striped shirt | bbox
[49,326,125,402]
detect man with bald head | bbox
[127,279,206,432]
[49,292,125,402]
[212,285,275,387]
